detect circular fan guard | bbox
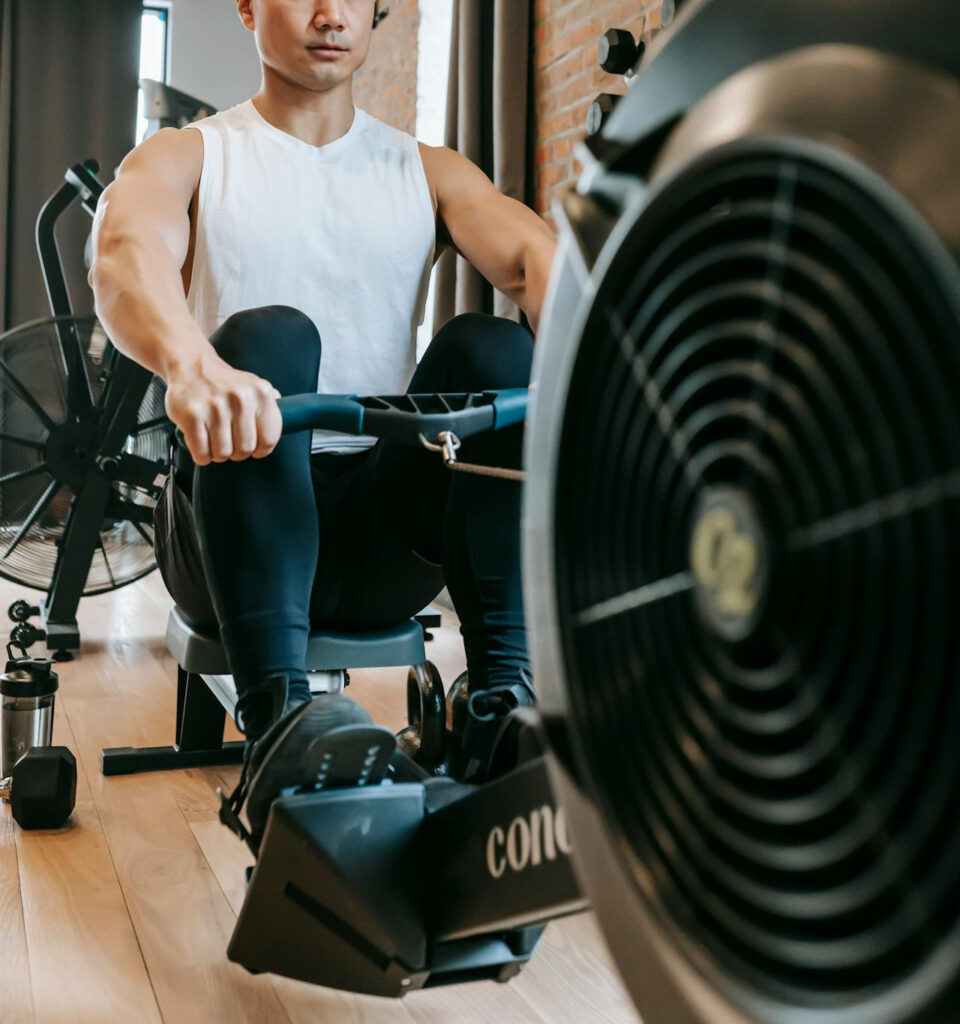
[553,147,960,1010]
[0,316,169,595]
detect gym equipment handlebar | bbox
[276,388,529,444]
[172,390,529,467]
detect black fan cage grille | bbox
[0,317,169,594]
[553,147,960,1010]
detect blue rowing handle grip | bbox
[277,394,364,436]
[489,388,528,430]
[173,394,363,450]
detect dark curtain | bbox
[0,0,141,333]
[433,0,534,333]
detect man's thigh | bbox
[319,459,445,628]
[305,448,443,628]
[152,470,218,628]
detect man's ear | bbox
[236,0,255,32]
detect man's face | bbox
[237,0,378,93]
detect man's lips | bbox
[308,44,346,51]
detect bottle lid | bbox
[0,658,58,698]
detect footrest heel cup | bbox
[301,725,396,788]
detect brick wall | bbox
[533,0,663,226]
[353,0,420,135]
[353,1,664,224]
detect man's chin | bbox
[273,63,349,95]
[301,62,356,88]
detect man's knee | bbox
[431,313,533,390]
[210,306,322,394]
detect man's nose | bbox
[312,1,346,30]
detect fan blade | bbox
[103,494,156,524]
[0,357,57,433]
[573,570,695,628]
[0,431,44,451]
[131,415,171,436]
[606,303,699,491]
[740,162,800,471]
[0,462,51,486]
[131,519,154,547]
[97,531,117,589]
[790,466,960,550]
[1,478,62,560]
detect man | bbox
[89,0,558,784]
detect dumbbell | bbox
[8,600,39,624]
[599,6,686,80]
[397,661,446,768]
[0,747,77,829]
[0,654,77,828]
[9,620,45,652]
[660,0,687,29]
[598,29,644,76]
[587,94,622,137]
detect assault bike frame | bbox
[15,160,169,653]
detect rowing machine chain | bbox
[418,431,525,482]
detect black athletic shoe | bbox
[219,674,313,846]
[242,694,377,844]
[221,685,373,851]
[455,668,537,784]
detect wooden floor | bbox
[0,571,639,1024]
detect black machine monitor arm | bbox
[35,159,104,321]
[34,159,106,422]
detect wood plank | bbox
[15,703,162,1024]
[510,916,639,1024]
[59,661,294,1024]
[0,776,34,1023]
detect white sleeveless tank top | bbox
[185,100,436,453]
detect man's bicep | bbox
[94,128,202,267]
[434,148,550,295]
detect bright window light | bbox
[136,5,170,145]
[416,0,453,353]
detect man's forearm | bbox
[90,233,214,383]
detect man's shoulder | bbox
[358,109,411,147]
[187,100,249,135]
[416,143,480,190]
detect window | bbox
[136,4,171,145]
[416,0,453,354]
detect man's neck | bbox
[251,71,355,148]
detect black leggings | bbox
[153,306,533,699]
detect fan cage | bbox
[0,316,170,595]
[552,143,960,1011]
